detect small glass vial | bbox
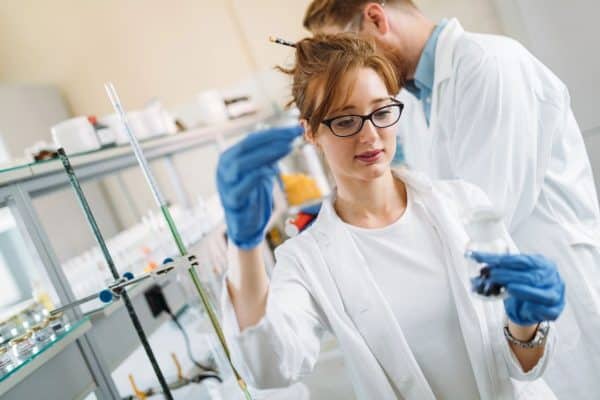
[48,312,70,335]
[0,345,15,375]
[19,312,35,331]
[30,320,55,346]
[0,321,13,345]
[9,332,38,362]
[464,208,509,300]
[1,317,25,343]
[21,305,45,328]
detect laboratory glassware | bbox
[465,208,509,300]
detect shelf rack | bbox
[0,112,273,399]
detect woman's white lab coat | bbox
[397,19,600,398]
[222,169,557,400]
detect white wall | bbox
[491,0,600,135]
[491,0,600,192]
[0,85,121,262]
[418,0,503,33]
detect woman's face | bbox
[303,67,398,185]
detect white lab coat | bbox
[222,169,557,400]
[397,19,600,398]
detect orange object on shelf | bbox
[144,261,158,273]
[281,173,322,206]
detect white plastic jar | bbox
[464,207,509,300]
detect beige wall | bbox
[0,0,501,120]
[0,0,311,116]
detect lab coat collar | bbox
[393,166,433,192]
[434,18,464,87]
[405,19,449,101]
[427,18,464,132]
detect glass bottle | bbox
[10,331,38,362]
[48,312,70,335]
[31,320,55,346]
[0,344,15,375]
[464,207,509,300]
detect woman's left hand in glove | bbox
[470,252,566,326]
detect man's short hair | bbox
[303,0,415,32]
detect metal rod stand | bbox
[105,82,253,400]
[58,148,174,400]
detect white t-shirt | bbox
[342,189,480,399]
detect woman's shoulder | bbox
[395,167,492,209]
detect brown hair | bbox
[303,0,415,32]
[278,34,400,134]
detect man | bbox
[299,1,600,399]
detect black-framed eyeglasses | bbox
[321,99,404,138]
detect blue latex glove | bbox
[470,252,566,326]
[217,125,303,249]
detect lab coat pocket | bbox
[563,222,600,313]
[549,222,600,355]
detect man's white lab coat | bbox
[397,19,600,398]
[223,169,557,400]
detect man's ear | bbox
[361,3,390,35]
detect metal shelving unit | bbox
[0,112,271,399]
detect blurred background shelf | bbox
[0,318,93,399]
[0,108,275,399]
[17,112,272,196]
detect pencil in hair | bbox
[269,36,297,48]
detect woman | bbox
[216,35,565,399]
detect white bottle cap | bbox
[464,207,504,242]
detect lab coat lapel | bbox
[398,169,512,399]
[311,197,436,400]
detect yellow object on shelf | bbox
[281,174,322,206]
[128,373,148,400]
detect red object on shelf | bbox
[285,212,316,237]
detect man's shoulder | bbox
[453,30,528,67]
[450,30,566,101]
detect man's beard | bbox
[377,42,413,88]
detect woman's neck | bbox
[334,169,407,228]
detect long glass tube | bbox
[104,83,252,400]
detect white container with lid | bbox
[464,207,509,300]
[51,116,101,154]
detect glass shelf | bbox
[0,112,271,177]
[0,317,90,384]
[0,135,167,175]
